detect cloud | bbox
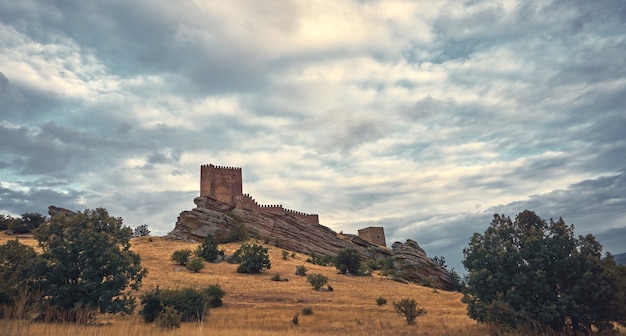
[1,0,625,274]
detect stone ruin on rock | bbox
[166,163,455,290]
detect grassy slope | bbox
[1,233,487,335]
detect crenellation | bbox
[205,164,320,225]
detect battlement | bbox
[201,164,319,225]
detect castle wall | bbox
[200,164,242,204]
[358,227,387,247]
[234,194,319,225]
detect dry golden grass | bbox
[1,233,488,335]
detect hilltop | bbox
[0,233,486,335]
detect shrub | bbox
[197,234,223,262]
[225,222,249,243]
[156,305,181,329]
[186,257,205,273]
[301,307,313,315]
[171,249,192,266]
[393,297,426,325]
[204,284,225,308]
[281,250,289,260]
[140,285,225,323]
[307,273,328,290]
[376,296,387,306]
[233,243,271,274]
[132,224,151,238]
[295,265,308,276]
[335,248,361,275]
[271,273,282,281]
[307,252,334,266]
[291,251,296,258]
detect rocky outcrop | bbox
[392,240,455,289]
[167,195,457,290]
[48,206,77,218]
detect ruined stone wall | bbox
[200,164,242,204]
[234,194,319,225]
[358,226,387,247]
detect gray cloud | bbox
[1,0,624,275]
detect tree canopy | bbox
[35,208,147,316]
[462,210,626,334]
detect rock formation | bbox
[166,195,457,290]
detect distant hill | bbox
[614,252,626,265]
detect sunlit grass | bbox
[0,233,491,335]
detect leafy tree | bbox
[204,283,226,308]
[0,214,10,231]
[0,239,46,307]
[197,234,222,262]
[335,248,361,275]
[34,208,147,318]
[7,213,47,234]
[171,249,192,265]
[306,273,329,290]
[393,297,426,325]
[462,210,626,334]
[233,243,271,274]
[132,224,151,238]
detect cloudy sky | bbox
[1,0,625,272]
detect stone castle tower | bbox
[200,164,242,205]
[358,226,387,247]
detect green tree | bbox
[7,213,47,234]
[34,208,147,318]
[335,248,361,275]
[0,239,46,307]
[233,243,271,274]
[462,210,626,334]
[393,297,426,325]
[197,234,221,262]
[132,224,151,238]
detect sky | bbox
[1,0,625,272]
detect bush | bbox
[132,224,151,238]
[204,284,226,308]
[233,243,271,274]
[307,273,328,290]
[270,273,282,281]
[295,265,308,276]
[376,296,387,306]
[140,286,216,323]
[156,305,181,329]
[335,248,361,275]
[307,252,334,266]
[393,297,426,325]
[281,250,289,260]
[302,307,313,315]
[197,234,223,262]
[225,222,249,243]
[186,257,205,273]
[171,249,192,265]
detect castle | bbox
[200,164,386,247]
[200,164,319,225]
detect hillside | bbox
[168,195,456,290]
[616,252,626,266]
[0,233,487,336]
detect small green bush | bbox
[295,265,308,276]
[376,296,387,306]
[301,307,313,315]
[156,306,181,329]
[281,250,289,260]
[393,297,426,325]
[186,257,205,273]
[197,234,223,262]
[271,273,282,281]
[335,248,361,275]
[171,249,192,265]
[233,243,271,274]
[307,273,328,290]
[225,222,249,243]
[291,251,296,258]
[204,283,226,308]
